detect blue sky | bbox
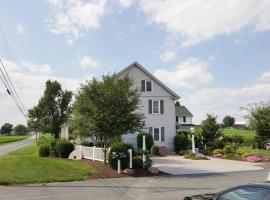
[0,0,270,125]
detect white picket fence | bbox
[76,145,106,161]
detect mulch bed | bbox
[81,159,170,180]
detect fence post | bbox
[128,149,132,168]
[93,146,95,161]
[118,159,121,174]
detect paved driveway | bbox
[0,135,34,156]
[152,155,264,175]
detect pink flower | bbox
[246,155,263,162]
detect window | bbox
[183,116,186,123]
[141,80,152,92]
[154,128,159,141]
[176,116,178,122]
[153,100,159,113]
[146,81,152,91]
[218,187,265,200]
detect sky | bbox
[0,0,270,126]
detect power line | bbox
[0,25,27,112]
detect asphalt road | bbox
[0,135,34,156]
[0,163,269,200]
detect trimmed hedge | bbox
[54,139,74,158]
[151,145,160,155]
[137,133,154,151]
[174,134,189,153]
[108,141,134,170]
[39,144,50,157]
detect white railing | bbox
[76,145,105,161]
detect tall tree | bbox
[27,80,72,138]
[0,123,13,135]
[244,102,270,149]
[201,114,220,145]
[72,74,144,163]
[13,124,28,135]
[222,115,235,128]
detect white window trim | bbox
[143,80,153,92]
[152,100,160,114]
[153,127,161,142]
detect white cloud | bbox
[154,58,213,88]
[187,82,270,124]
[119,0,134,8]
[80,56,99,69]
[0,58,82,125]
[139,0,270,47]
[46,0,107,43]
[160,50,176,62]
[16,23,25,35]
[260,70,270,81]
[21,61,52,74]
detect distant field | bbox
[221,128,256,146]
[0,135,30,146]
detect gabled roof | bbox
[117,61,180,99]
[175,105,193,117]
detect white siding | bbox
[177,116,192,124]
[120,66,176,150]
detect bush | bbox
[241,152,251,160]
[174,134,189,153]
[213,149,224,155]
[232,135,244,144]
[184,152,196,159]
[136,149,150,156]
[108,141,134,170]
[137,133,154,151]
[54,139,74,158]
[132,156,143,168]
[151,145,160,156]
[144,154,153,169]
[39,144,50,157]
[37,133,55,146]
[179,150,188,156]
[223,144,236,159]
[211,138,225,149]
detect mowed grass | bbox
[0,144,95,185]
[0,135,30,146]
[221,128,256,146]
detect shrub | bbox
[39,144,50,157]
[179,150,188,156]
[144,154,153,169]
[223,144,236,159]
[211,138,225,149]
[184,152,196,159]
[132,156,143,168]
[137,133,154,151]
[151,145,160,156]
[236,149,246,156]
[232,135,244,144]
[37,133,55,146]
[54,139,74,158]
[136,149,150,156]
[241,152,251,160]
[213,149,224,155]
[108,141,134,170]
[174,134,189,153]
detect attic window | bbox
[141,80,152,92]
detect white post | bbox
[192,135,196,154]
[117,159,121,174]
[142,135,146,165]
[128,149,132,168]
[93,146,95,161]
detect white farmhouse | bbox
[118,62,193,150]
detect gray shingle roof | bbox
[175,105,193,117]
[117,61,180,99]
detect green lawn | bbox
[221,128,256,146]
[0,144,95,185]
[0,135,30,146]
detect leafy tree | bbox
[72,74,144,163]
[201,114,220,146]
[244,102,270,149]
[27,80,72,138]
[222,115,235,128]
[13,124,28,135]
[0,123,13,135]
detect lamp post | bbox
[190,127,196,154]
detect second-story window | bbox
[183,116,186,123]
[146,81,152,91]
[153,100,159,113]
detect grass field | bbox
[0,135,30,146]
[0,144,95,185]
[221,128,256,146]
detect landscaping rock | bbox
[123,168,135,175]
[68,149,83,160]
[148,166,159,174]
